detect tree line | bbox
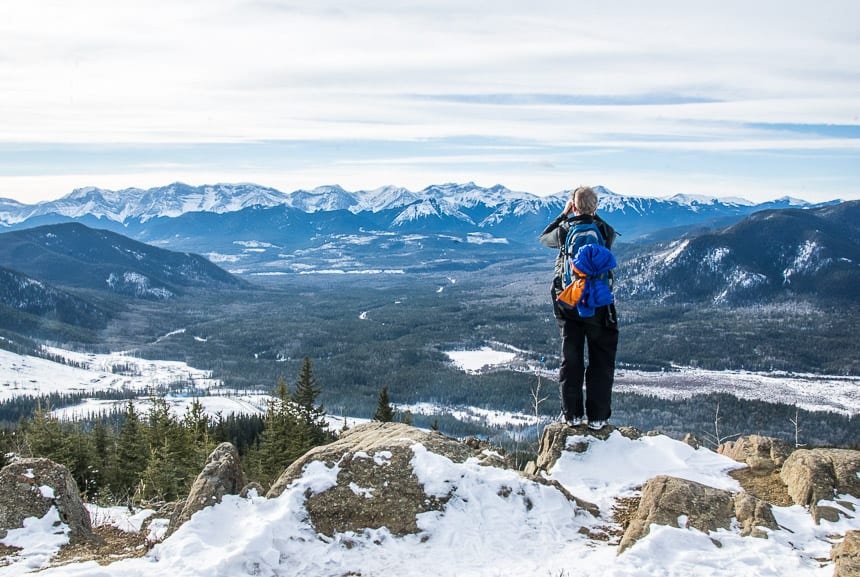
[0,358,339,505]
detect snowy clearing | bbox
[0,347,220,403]
[445,346,860,416]
[443,347,517,374]
[615,366,860,416]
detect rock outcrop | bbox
[267,422,513,537]
[618,475,777,552]
[528,427,790,554]
[718,435,794,473]
[525,422,641,475]
[832,530,860,577]
[169,442,246,534]
[0,458,95,544]
[780,448,860,523]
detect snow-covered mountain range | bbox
[0,181,829,236]
[1,181,854,309]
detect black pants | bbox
[557,306,618,422]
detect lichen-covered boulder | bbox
[0,458,94,544]
[832,530,860,577]
[718,435,794,473]
[780,448,860,523]
[169,442,246,533]
[618,475,777,553]
[266,422,509,536]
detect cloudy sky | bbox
[1,0,858,204]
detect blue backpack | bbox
[556,220,616,316]
[561,221,606,288]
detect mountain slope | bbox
[0,266,111,331]
[0,223,245,299]
[617,200,860,304]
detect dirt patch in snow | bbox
[729,467,793,507]
[50,525,150,567]
[0,543,22,567]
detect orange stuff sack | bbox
[556,266,587,308]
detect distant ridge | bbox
[617,200,860,305]
[0,222,245,299]
[0,181,840,243]
[0,181,834,222]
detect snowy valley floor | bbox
[2,430,858,577]
[3,345,857,430]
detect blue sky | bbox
[1,0,858,204]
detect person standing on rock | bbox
[539,186,618,431]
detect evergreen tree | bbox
[113,401,149,502]
[211,412,265,455]
[251,363,334,486]
[0,427,11,468]
[400,410,413,426]
[23,402,67,460]
[373,385,395,422]
[65,422,98,499]
[253,377,298,484]
[22,404,99,499]
[292,357,321,411]
[140,397,201,502]
[90,419,112,500]
[291,357,331,448]
[183,398,215,460]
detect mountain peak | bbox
[774,195,810,206]
[667,193,720,205]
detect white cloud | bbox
[0,0,858,203]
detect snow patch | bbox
[702,247,730,272]
[444,347,516,373]
[657,239,689,266]
[713,268,768,304]
[106,272,173,299]
[0,507,70,571]
[783,240,831,284]
[465,232,508,245]
[0,345,220,403]
[2,431,857,577]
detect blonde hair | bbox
[572,186,598,215]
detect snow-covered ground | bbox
[49,395,370,433]
[615,366,860,416]
[0,347,220,403]
[2,429,857,576]
[443,347,517,374]
[398,401,541,429]
[4,342,858,434]
[445,347,860,416]
[49,394,269,421]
